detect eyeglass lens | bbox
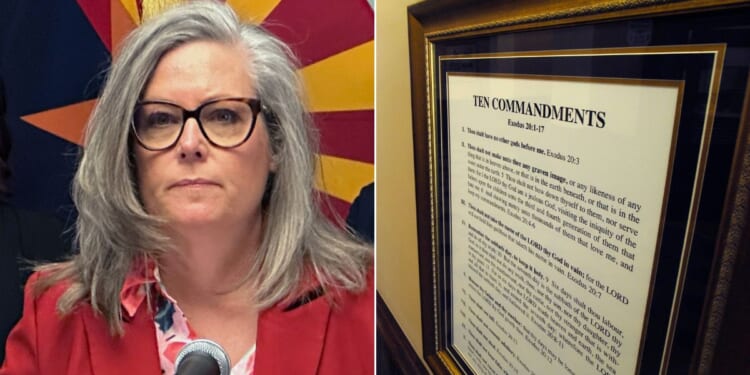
[133,99,259,150]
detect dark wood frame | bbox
[376,293,430,375]
[407,1,750,374]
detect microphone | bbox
[174,339,231,375]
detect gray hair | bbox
[38,1,372,334]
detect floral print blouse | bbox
[120,260,255,374]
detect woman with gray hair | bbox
[0,2,373,374]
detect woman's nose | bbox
[177,118,208,160]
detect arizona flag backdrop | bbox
[0,0,374,227]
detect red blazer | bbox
[0,272,374,374]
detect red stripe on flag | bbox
[77,0,112,51]
[262,0,373,66]
[313,110,373,164]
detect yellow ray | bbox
[315,155,374,203]
[301,40,374,112]
[21,100,96,146]
[227,0,281,23]
[141,0,184,20]
[118,0,140,25]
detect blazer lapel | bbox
[255,295,332,374]
[82,305,161,374]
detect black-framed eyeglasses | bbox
[131,97,262,151]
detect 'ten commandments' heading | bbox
[472,95,607,128]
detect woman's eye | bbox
[208,109,240,124]
[147,112,179,127]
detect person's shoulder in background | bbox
[0,204,68,275]
[0,203,68,365]
[346,182,374,243]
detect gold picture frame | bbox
[407,1,750,374]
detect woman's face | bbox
[134,40,274,231]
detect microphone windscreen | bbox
[174,339,231,375]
